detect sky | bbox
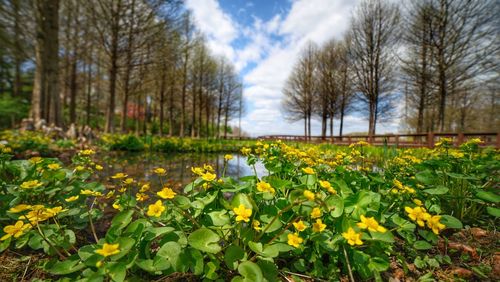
[184,0,401,137]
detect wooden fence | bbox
[256,132,500,149]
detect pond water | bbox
[94,151,267,190]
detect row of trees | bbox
[283,0,498,137]
[0,0,244,138]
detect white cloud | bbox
[185,0,238,60]
[187,0,400,137]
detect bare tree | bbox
[349,0,400,136]
[282,42,318,139]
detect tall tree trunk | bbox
[12,0,22,97]
[159,66,166,136]
[168,82,174,136]
[120,0,136,133]
[180,51,188,137]
[31,43,42,121]
[85,49,92,126]
[35,0,61,127]
[105,0,121,133]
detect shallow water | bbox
[94,151,267,189]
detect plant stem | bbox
[343,245,355,282]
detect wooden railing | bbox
[257,132,500,148]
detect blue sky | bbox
[185,0,401,137]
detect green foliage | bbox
[0,138,497,280]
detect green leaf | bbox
[392,215,416,231]
[368,256,390,272]
[259,215,282,233]
[110,237,135,261]
[256,260,278,282]
[476,191,500,203]
[370,231,394,243]
[423,186,449,195]
[414,240,433,250]
[486,207,500,217]
[325,195,344,218]
[111,210,134,231]
[440,215,462,229]
[224,244,245,270]
[157,241,182,271]
[231,193,256,211]
[135,258,170,273]
[415,171,435,185]
[237,261,263,282]
[0,237,11,252]
[188,228,221,254]
[208,210,230,226]
[108,262,126,282]
[47,256,85,275]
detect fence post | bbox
[457,132,464,147]
[496,132,500,149]
[427,132,434,148]
[395,135,399,147]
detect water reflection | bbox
[95,151,267,189]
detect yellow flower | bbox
[157,187,177,199]
[1,221,31,241]
[319,180,331,189]
[252,220,262,231]
[356,215,386,233]
[427,215,446,234]
[233,204,252,222]
[112,202,121,210]
[393,179,403,189]
[241,147,251,155]
[147,200,165,217]
[191,167,204,175]
[65,195,79,202]
[95,164,103,171]
[8,204,32,213]
[302,167,315,175]
[20,180,43,189]
[224,154,233,161]
[287,233,303,248]
[413,199,423,206]
[111,172,127,179]
[80,189,102,197]
[310,207,322,219]
[327,187,337,194]
[105,191,115,199]
[405,206,431,227]
[312,219,326,233]
[153,168,166,175]
[95,243,120,257]
[342,228,363,246]
[45,206,67,217]
[123,178,134,185]
[79,149,96,156]
[293,220,307,232]
[135,193,149,202]
[47,163,61,170]
[204,164,214,172]
[29,157,43,164]
[202,172,216,182]
[140,183,150,192]
[303,190,315,201]
[24,209,51,223]
[2,147,12,153]
[256,181,275,194]
[75,165,85,171]
[202,183,211,190]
